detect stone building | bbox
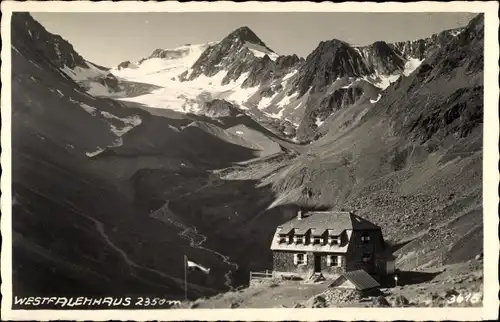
[270,210,395,279]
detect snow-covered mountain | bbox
[113,25,465,141]
[112,43,216,82]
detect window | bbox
[294,253,307,266]
[327,255,341,267]
[361,232,371,244]
[329,236,340,245]
[294,235,305,244]
[278,236,287,244]
[362,253,372,263]
[313,237,323,245]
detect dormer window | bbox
[328,236,340,245]
[361,232,371,244]
[313,237,323,245]
[294,235,305,244]
[278,235,287,244]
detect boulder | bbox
[310,295,328,308]
[373,296,391,307]
[393,295,410,306]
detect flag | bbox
[186,257,210,274]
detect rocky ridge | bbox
[12,13,123,96]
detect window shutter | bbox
[304,254,308,265]
[293,254,298,265]
[327,255,331,266]
[337,255,342,267]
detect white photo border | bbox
[1,1,498,321]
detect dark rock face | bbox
[410,85,483,144]
[187,27,270,81]
[357,41,405,75]
[183,26,302,89]
[388,14,484,144]
[199,99,239,118]
[96,72,120,90]
[318,87,365,118]
[220,49,261,85]
[12,13,122,94]
[241,55,275,88]
[276,54,302,70]
[117,60,132,70]
[292,39,373,97]
[242,54,303,89]
[295,85,365,140]
[149,47,190,60]
[11,12,87,70]
[225,26,272,50]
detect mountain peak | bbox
[225,26,267,47]
[368,40,397,57]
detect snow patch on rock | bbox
[370,93,382,104]
[403,58,424,77]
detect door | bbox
[314,255,321,273]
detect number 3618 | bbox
[447,292,482,304]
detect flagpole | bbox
[184,255,188,301]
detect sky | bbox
[30,12,478,67]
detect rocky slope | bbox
[250,13,484,269]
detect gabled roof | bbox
[332,270,380,290]
[277,211,380,235]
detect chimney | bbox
[297,209,303,220]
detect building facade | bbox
[270,210,395,279]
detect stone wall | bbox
[318,252,345,277]
[273,250,314,278]
[273,251,346,278]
